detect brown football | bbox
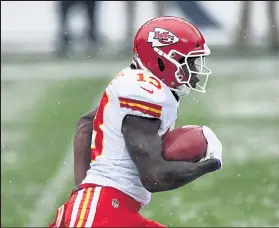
[162,125,207,162]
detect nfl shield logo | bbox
[112,199,119,208]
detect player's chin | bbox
[191,83,197,88]
[186,83,197,89]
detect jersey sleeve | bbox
[112,69,168,119]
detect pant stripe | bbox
[69,189,84,227]
[76,187,93,227]
[80,188,95,227]
[73,188,91,227]
[55,205,65,227]
[85,187,102,227]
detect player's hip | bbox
[50,184,165,227]
[64,183,142,227]
[83,174,151,205]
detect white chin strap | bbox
[170,84,191,97]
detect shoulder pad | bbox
[110,68,171,119]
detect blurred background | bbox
[1,1,279,227]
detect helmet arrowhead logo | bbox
[148,28,179,47]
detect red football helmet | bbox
[132,16,212,96]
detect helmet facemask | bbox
[154,44,212,97]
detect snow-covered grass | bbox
[1,58,278,227]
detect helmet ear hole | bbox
[158,58,165,72]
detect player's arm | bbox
[74,108,98,187]
[122,115,219,193]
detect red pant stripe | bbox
[84,186,102,227]
[74,188,93,227]
[55,205,65,227]
[69,188,85,227]
[80,187,95,227]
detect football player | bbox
[49,16,222,227]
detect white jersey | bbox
[83,67,179,206]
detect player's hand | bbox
[200,126,223,170]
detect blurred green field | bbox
[1,58,279,227]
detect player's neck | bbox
[171,90,180,102]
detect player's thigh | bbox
[90,187,144,227]
[64,186,101,227]
[91,187,166,227]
